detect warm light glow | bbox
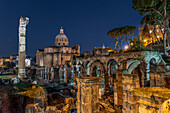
[144,40,147,42]
[125,46,128,50]
[149,30,152,33]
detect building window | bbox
[63,43,65,45]
[157,29,159,32]
[149,30,152,33]
[58,43,60,45]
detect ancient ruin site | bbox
[0,0,170,113]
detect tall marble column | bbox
[18,16,29,79]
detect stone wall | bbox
[149,72,165,87]
[114,70,123,113]
[76,77,101,113]
[122,74,140,113]
[131,87,170,113]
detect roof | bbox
[94,45,114,53]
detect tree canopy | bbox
[108,26,136,38]
[107,26,136,51]
[132,0,170,52]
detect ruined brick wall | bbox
[149,72,165,87]
[114,70,123,113]
[122,74,140,113]
[76,77,101,113]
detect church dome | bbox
[55,27,69,46]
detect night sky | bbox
[0,0,143,57]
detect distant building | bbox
[0,57,10,66]
[138,25,166,47]
[36,27,80,68]
[9,55,35,68]
[10,54,18,67]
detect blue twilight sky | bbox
[0,0,143,57]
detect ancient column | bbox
[114,70,123,113]
[18,16,29,79]
[122,74,140,113]
[76,77,102,113]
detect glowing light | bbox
[125,46,128,50]
[144,40,147,42]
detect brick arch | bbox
[107,59,118,67]
[84,60,91,67]
[126,60,143,74]
[80,63,85,75]
[143,51,166,72]
[149,58,157,72]
[85,60,91,75]
[131,62,147,87]
[107,59,118,86]
[90,60,106,76]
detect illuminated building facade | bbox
[36,27,80,68]
[0,57,10,66]
[139,25,165,47]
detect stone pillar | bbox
[64,68,68,83]
[51,67,54,82]
[76,77,102,113]
[149,72,165,87]
[18,16,29,79]
[47,68,50,81]
[54,68,60,83]
[45,68,47,80]
[104,72,110,95]
[41,69,43,78]
[114,70,123,113]
[122,74,140,113]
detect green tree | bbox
[107,26,136,51]
[121,26,136,46]
[132,0,170,50]
[127,37,146,52]
[107,28,120,51]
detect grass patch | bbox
[15,82,32,91]
[0,75,17,79]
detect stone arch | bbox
[90,60,106,95]
[123,59,147,87]
[143,51,166,73]
[107,59,118,86]
[123,59,143,74]
[90,60,106,76]
[131,63,146,87]
[150,58,156,72]
[79,62,85,75]
[85,61,91,76]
